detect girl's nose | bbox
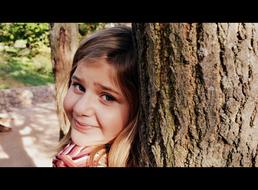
[73,92,95,117]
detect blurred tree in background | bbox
[50,23,79,139]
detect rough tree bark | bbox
[133,23,258,167]
[49,23,79,140]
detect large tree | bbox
[133,23,258,167]
[49,23,79,139]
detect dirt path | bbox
[0,101,60,167]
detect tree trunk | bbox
[133,23,258,167]
[49,23,79,140]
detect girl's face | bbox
[63,57,130,147]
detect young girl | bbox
[52,26,140,167]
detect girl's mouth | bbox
[73,119,97,133]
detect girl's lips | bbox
[73,120,97,133]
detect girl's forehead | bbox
[74,58,121,91]
[76,57,114,75]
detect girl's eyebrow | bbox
[71,75,81,82]
[72,75,121,96]
[94,82,121,96]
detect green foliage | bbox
[0,23,108,89]
[0,51,54,89]
[0,84,9,89]
[78,23,106,37]
[0,23,53,89]
[0,23,49,51]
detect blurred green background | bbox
[0,23,108,89]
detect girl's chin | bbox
[71,129,89,146]
[71,128,104,147]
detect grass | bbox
[0,46,54,89]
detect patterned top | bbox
[52,141,108,167]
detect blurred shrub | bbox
[78,23,106,38]
[0,23,49,51]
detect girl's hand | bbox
[53,142,107,167]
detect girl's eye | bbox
[102,94,116,102]
[72,82,85,93]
